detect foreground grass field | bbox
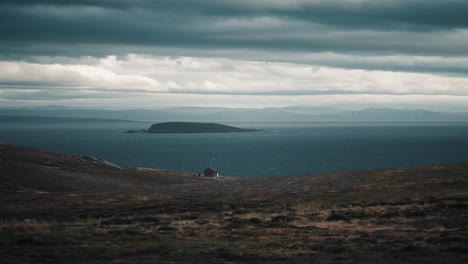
[1,144,467,263]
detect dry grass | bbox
[1,146,468,263]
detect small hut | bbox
[203,167,219,178]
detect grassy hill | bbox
[0,144,211,193]
[1,144,467,263]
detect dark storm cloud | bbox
[1,0,468,57]
[4,0,468,29]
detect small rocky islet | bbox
[126,122,259,134]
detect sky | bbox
[1,0,468,110]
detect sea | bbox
[1,121,468,177]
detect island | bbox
[146,122,259,133]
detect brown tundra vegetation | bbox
[1,144,467,263]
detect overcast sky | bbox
[1,0,468,110]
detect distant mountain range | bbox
[1,105,468,122]
[0,115,134,123]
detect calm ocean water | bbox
[1,122,468,177]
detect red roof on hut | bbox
[204,167,219,178]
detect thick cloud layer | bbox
[0,0,467,108]
[2,0,468,58]
[1,55,468,107]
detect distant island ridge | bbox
[127,122,259,134]
[3,106,468,123]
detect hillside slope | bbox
[1,144,467,263]
[0,144,210,193]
